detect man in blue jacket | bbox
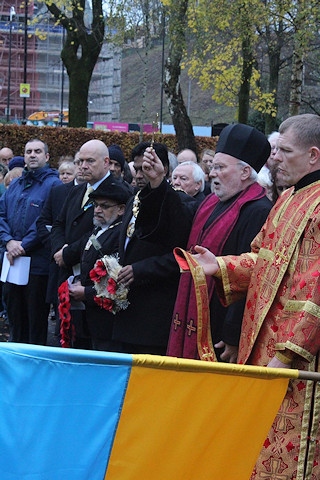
[0,138,61,345]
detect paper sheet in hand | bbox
[0,254,31,285]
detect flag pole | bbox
[298,370,320,382]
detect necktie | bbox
[81,185,94,208]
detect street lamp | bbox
[159,7,165,133]
[6,6,16,123]
[22,0,28,124]
[59,24,66,127]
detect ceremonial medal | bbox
[126,192,140,238]
[127,222,135,238]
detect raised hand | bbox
[142,147,165,188]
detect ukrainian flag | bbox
[0,343,293,480]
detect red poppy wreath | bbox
[89,254,130,314]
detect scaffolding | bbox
[0,1,121,124]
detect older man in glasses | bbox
[67,180,131,351]
[166,123,273,362]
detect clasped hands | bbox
[53,244,68,267]
[6,239,26,265]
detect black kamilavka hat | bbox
[215,124,271,173]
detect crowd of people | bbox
[0,113,320,479]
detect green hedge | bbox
[0,124,218,168]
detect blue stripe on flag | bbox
[0,344,132,480]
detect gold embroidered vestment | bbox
[216,182,320,479]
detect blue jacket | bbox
[0,165,61,275]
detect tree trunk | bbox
[264,23,283,134]
[238,35,253,124]
[67,63,92,127]
[289,47,303,116]
[164,59,197,153]
[62,39,102,127]
[265,52,280,133]
[163,0,197,154]
[289,1,305,117]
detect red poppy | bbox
[102,297,114,311]
[94,296,114,312]
[107,277,117,295]
[95,260,108,276]
[89,260,107,283]
[89,268,100,283]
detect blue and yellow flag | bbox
[0,343,294,480]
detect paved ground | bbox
[47,314,61,347]
[0,312,61,347]
[0,316,9,343]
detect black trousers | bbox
[4,274,50,345]
[115,341,167,356]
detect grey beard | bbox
[93,217,112,228]
[93,217,106,228]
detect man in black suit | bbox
[67,180,131,350]
[112,142,198,355]
[36,152,84,336]
[52,140,112,278]
[51,139,126,348]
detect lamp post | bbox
[6,6,16,123]
[159,7,165,133]
[59,23,66,127]
[22,0,28,124]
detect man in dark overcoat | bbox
[112,142,198,355]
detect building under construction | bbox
[0,1,121,125]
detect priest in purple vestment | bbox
[167,123,273,362]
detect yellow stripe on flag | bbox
[105,355,291,480]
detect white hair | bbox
[238,160,258,181]
[268,131,280,144]
[173,161,206,192]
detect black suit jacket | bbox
[37,180,75,302]
[50,182,95,281]
[37,181,75,251]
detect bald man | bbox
[0,147,14,166]
[177,148,198,164]
[52,140,112,275]
[51,140,128,348]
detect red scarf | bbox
[167,183,266,359]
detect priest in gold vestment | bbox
[193,114,320,480]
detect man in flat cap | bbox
[62,180,131,350]
[165,123,273,362]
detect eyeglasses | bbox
[93,202,118,210]
[210,162,241,172]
